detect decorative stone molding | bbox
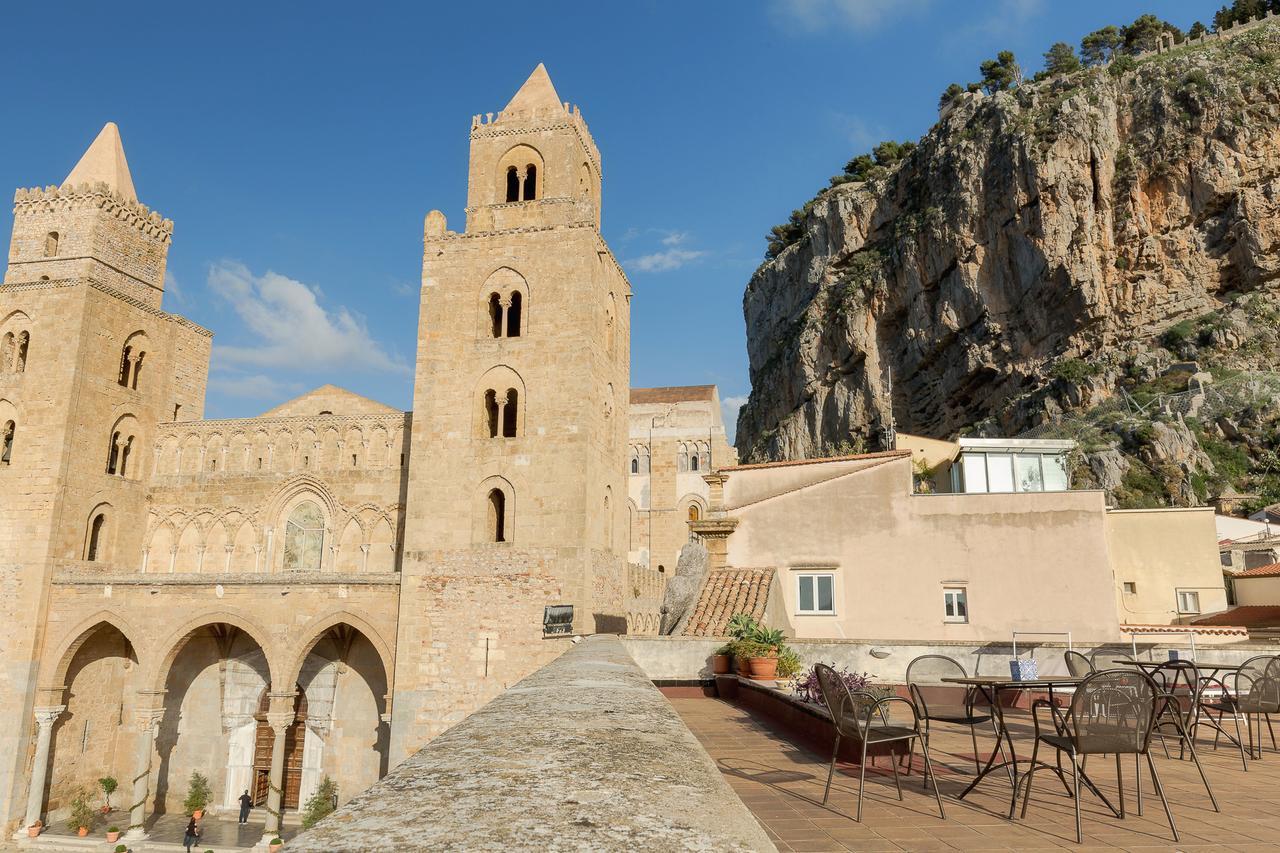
[13,183,173,241]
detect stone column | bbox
[124,704,165,842]
[263,692,297,836]
[19,706,64,833]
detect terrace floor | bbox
[670,696,1280,852]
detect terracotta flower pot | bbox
[106,830,120,842]
[26,823,41,838]
[712,654,730,674]
[748,656,779,680]
[101,805,111,814]
[270,844,283,852]
[735,654,751,676]
[77,826,89,837]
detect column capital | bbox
[265,712,295,733]
[133,707,166,731]
[33,706,65,728]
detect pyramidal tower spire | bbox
[500,63,564,118]
[63,122,137,201]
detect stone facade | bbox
[0,67,669,838]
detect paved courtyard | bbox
[671,696,1280,852]
[32,810,300,851]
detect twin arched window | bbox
[106,418,139,478]
[484,388,519,437]
[118,333,148,390]
[678,442,711,473]
[504,164,538,202]
[488,291,522,338]
[1,331,29,373]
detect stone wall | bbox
[289,635,775,852]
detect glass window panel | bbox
[1042,454,1069,491]
[961,453,988,493]
[986,454,1014,493]
[1015,454,1044,492]
[944,593,955,617]
[798,576,814,612]
[817,576,834,612]
[956,591,967,617]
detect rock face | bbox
[737,24,1280,464]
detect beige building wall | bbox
[1231,575,1280,606]
[717,453,1124,641]
[627,385,735,572]
[1105,508,1228,625]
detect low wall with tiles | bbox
[288,634,775,852]
[622,636,1280,684]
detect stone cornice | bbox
[154,410,411,437]
[14,182,173,242]
[0,276,212,336]
[52,571,401,587]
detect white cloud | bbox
[208,373,301,399]
[829,112,889,150]
[773,0,932,32]
[163,270,188,310]
[626,230,708,273]
[721,394,748,443]
[207,261,406,373]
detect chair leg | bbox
[1234,710,1249,770]
[889,743,903,801]
[857,735,869,822]
[1183,729,1219,813]
[1146,751,1178,843]
[1071,752,1082,845]
[1114,752,1125,819]
[1135,751,1142,816]
[1267,714,1277,752]
[1019,738,1041,819]
[969,724,981,775]
[822,732,840,805]
[917,735,946,820]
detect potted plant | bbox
[26,819,42,838]
[711,643,732,674]
[106,826,121,843]
[67,789,95,836]
[269,836,284,852]
[301,775,339,829]
[747,627,785,680]
[115,845,129,853]
[99,776,118,814]
[184,771,212,819]
[776,646,802,679]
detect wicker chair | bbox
[814,663,945,822]
[1020,669,1176,844]
[906,655,1009,784]
[1200,655,1280,760]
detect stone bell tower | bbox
[390,65,631,762]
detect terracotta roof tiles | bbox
[1234,562,1280,578]
[629,385,716,405]
[684,568,776,637]
[1191,607,1280,630]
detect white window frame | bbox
[794,571,836,616]
[1176,590,1201,614]
[943,586,969,623]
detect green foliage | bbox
[1081,26,1124,65]
[183,771,212,816]
[1160,319,1197,349]
[979,50,1021,94]
[776,646,803,678]
[98,776,118,809]
[1114,464,1166,508]
[116,846,129,853]
[728,638,771,659]
[1109,55,1138,77]
[751,626,786,648]
[1122,14,1183,54]
[301,775,338,830]
[726,613,760,640]
[1050,358,1102,384]
[271,839,284,846]
[1200,433,1252,481]
[66,789,95,831]
[1044,42,1082,75]
[1216,0,1277,31]
[1189,21,1209,40]
[938,82,965,110]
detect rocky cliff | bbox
[736,22,1280,509]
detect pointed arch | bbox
[84,502,113,562]
[146,611,277,695]
[366,516,395,573]
[39,611,143,691]
[205,519,231,572]
[476,475,515,544]
[146,520,176,573]
[476,267,529,339]
[474,364,527,439]
[175,517,205,573]
[495,144,544,205]
[335,517,364,573]
[279,610,395,696]
[230,519,259,572]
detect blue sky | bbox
[0,1,1211,433]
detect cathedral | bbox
[0,65,721,839]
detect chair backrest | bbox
[906,654,966,684]
[814,662,851,724]
[1153,659,1203,698]
[1064,650,1094,677]
[1068,669,1157,755]
[1239,655,1280,710]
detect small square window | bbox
[795,573,835,615]
[1177,590,1200,614]
[943,587,968,623]
[1123,582,1136,594]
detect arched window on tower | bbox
[487,488,507,542]
[45,231,59,258]
[119,436,133,477]
[106,430,121,475]
[502,389,518,437]
[523,164,537,200]
[484,389,499,438]
[0,333,12,372]
[1,420,14,465]
[14,332,27,373]
[506,166,520,202]
[691,452,699,472]
[631,456,638,474]
[118,346,132,386]
[86,512,106,561]
[506,291,522,337]
[489,293,503,338]
[688,504,701,522]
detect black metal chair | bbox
[1064,650,1094,677]
[1020,669,1176,844]
[1200,655,1280,760]
[906,654,1009,784]
[813,663,945,822]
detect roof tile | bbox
[684,568,775,637]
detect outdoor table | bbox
[1111,659,1240,684]
[1113,659,1245,761]
[940,676,1119,820]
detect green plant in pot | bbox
[184,771,212,818]
[269,836,284,852]
[106,825,121,843]
[711,642,733,674]
[726,613,760,640]
[775,646,803,679]
[301,775,338,829]
[746,626,786,680]
[67,788,95,835]
[98,776,118,813]
[114,845,128,853]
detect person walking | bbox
[183,815,200,852]
[238,789,253,824]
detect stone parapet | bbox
[289,634,775,852]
